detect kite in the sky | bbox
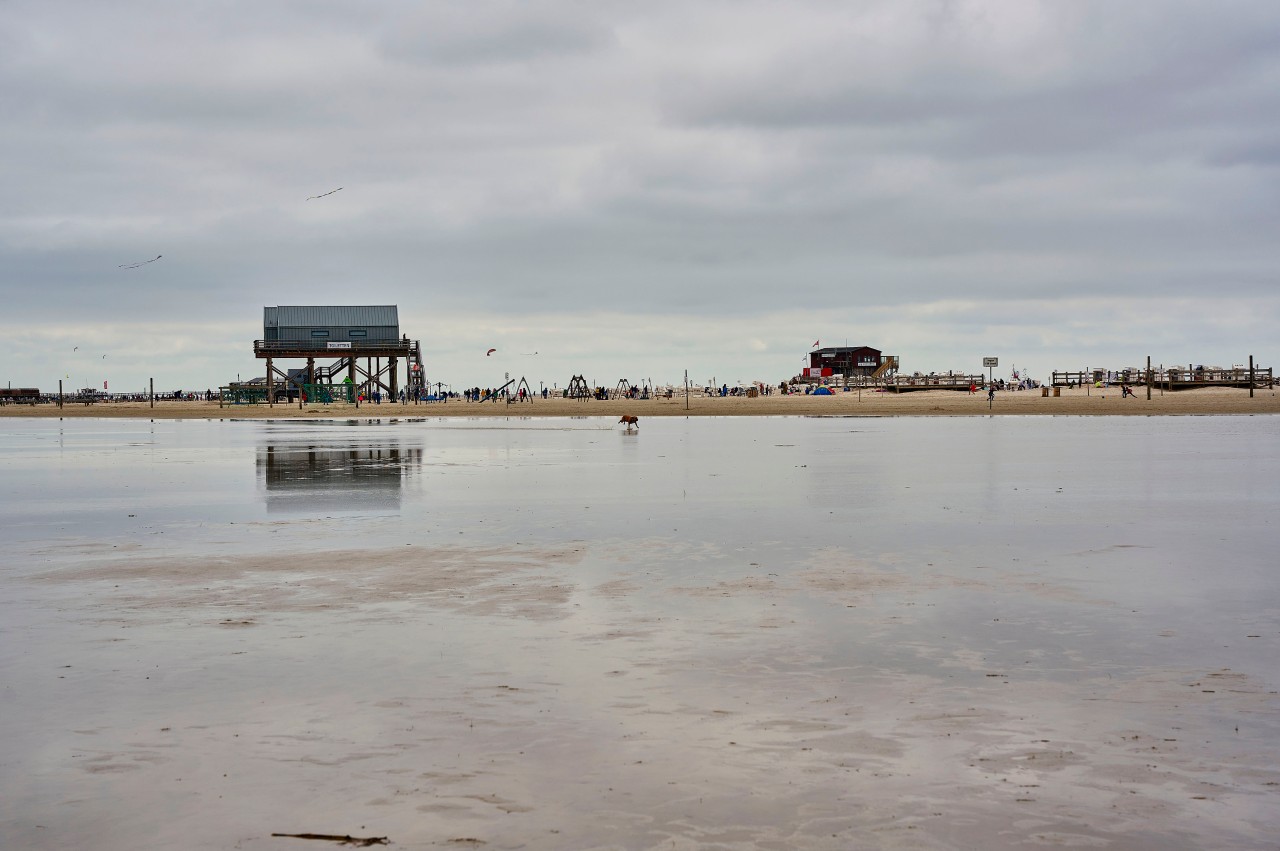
[486,348,497,356]
[522,351,539,356]
[119,255,162,269]
[306,187,343,200]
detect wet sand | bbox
[10,535,1279,850]
[4,384,1279,419]
[3,416,1278,850]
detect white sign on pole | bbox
[982,357,998,367]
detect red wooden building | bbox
[802,346,896,382]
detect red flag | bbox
[812,339,820,348]
[103,380,108,390]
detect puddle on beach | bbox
[2,415,1278,850]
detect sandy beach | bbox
[3,384,1278,419]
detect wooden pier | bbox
[0,388,40,405]
[1053,366,1273,391]
[884,374,985,393]
[1158,366,1272,391]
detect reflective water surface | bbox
[2,415,1278,850]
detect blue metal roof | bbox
[265,305,399,328]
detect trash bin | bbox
[1041,387,1049,397]
[1053,387,1061,397]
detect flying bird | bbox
[306,187,343,200]
[486,348,497,356]
[119,255,162,269]
[73,346,78,351]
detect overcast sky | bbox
[4,0,1278,392]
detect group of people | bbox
[703,384,776,397]
[463,386,551,402]
[967,376,1042,396]
[589,385,660,400]
[351,387,449,404]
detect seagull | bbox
[306,187,343,200]
[119,255,162,269]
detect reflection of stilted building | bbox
[254,305,424,403]
[257,440,423,512]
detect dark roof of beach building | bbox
[814,345,878,354]
[264,305,399,329]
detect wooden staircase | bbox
[871,355,900,381]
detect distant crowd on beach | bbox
[464,386,550,403]
[985,377,1042,391]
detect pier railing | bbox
[1162,367,1272,385]
[883,374,985,392]
[1053,367,1273,389]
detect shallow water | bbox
[2,415,1278,850]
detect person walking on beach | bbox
[987,384,996,402]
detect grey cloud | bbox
[375,4,615,66]
[663,4,1280,162]
[2,0,1277,389]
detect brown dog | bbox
[619,415,639,430]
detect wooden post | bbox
[1146,356,1151,401]
[149,377,154,408]
[684,370,689,411]
[59,379,63,408]
[1249,355,1255,398]
[267,357,274,407]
